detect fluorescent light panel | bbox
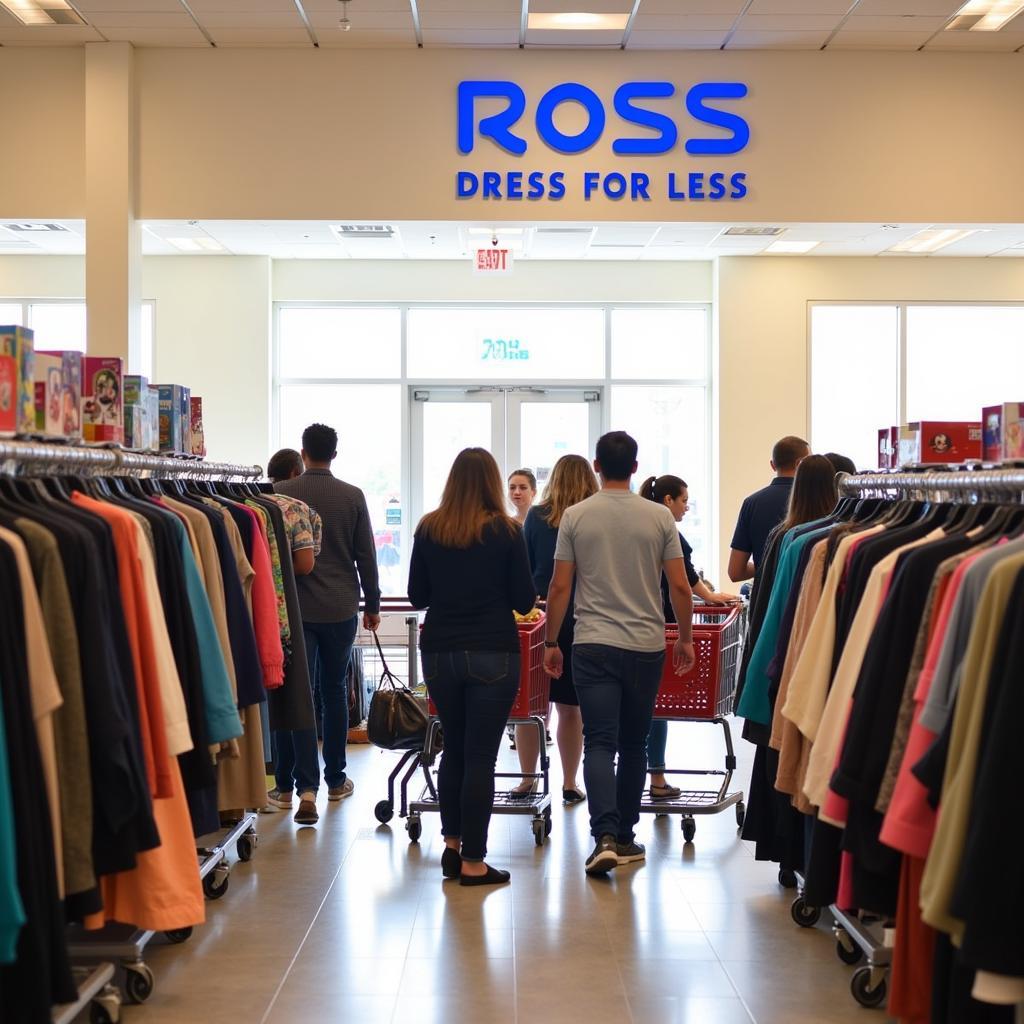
[527,12,631,30]
[948,0,1024,30]
[0,0,81,25]
[765,240,821,254]
[166,236,224,252]
[887,228,980,253]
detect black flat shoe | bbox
[441,847,462,880]
[563,788,586,805]
[459,864,511,887]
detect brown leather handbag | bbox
[366,631,428,751]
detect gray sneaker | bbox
[328,779,355,802]
[585,834,619,876]
[266,788,293,810]
[616,839,646,865]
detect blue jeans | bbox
[573,644,665,843]
[274,616,358,795]
[647,720,668,773]
[424,650,519,862]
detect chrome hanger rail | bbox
[839,468,1024,501]
[0,438,262,480]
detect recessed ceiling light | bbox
[0,0,83,25]
[947,0,1024,31]
[527,12,630,30]
[765,240,821,254]
[887,228,981,253]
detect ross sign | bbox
[456,79,750,204]
[473,247,514,273]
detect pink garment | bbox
[234,504,284,688]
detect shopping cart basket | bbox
[639,604,746,844]
[404,615,553,846]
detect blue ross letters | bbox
[684,83,750,155]
[612,82,678,155]
[458,81,527,155]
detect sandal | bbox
[562,787,586,805]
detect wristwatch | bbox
[544,641,559,649]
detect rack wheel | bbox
[790,896,821,928]
[164,926,193,944]
[735,802,746,829]
[123,963,155,1004]
[850,967,887,1008]
[778,869,798,889]
[407,815,422,844]
[681,817,696,843]
[237,832,256,862]
[836,933,864,965]
[203,867,230,900]
[533,818,545,846]
[374,799,395,824]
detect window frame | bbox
[807,299,1024,453]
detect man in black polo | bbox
[271,423,381,825]
[727,435,810,583]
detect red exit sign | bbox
[473,247,514,274]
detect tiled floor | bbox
[127,719,891,1024]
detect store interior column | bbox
[85,40,141,366]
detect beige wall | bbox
[0,255,85,297]
[715,255,1024,584]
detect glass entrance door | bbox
[411,386,602,523]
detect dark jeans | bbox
[424,650,520,862]
[573,643,665,843]
[274,616,358,795]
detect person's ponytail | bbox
[640,475,658,501]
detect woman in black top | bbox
[640,475,738,799]
[408,448,536,886]
[519,454,598,804]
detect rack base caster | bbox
[835,929,864,965]
[122,962,154,1004]
[237,829,258,863]
[851,966,888,1008]
[790,895,821,928]
[203,864,230,900]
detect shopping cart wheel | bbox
[407,815,422,844]
[850,967,887,1008]
[123,963,155,1004]
[236,831,256,862]
[836,932,864,966]
[532,818,545,846]
[374,799,395,824]
[203,866,230,900]
[790,896,821,928]
[163,927,193,944]
[735,801,745,829]
[681,817,696,843]
[778,868,798,889]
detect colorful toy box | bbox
[876,427,899,470]
[38,350,84,440]
[981,403,1024,462]
[898,421,982,466]
[189,396,206,457]
[124,374,158,450]
[80,356,124,443]
[0,325,35,433]
[157,384,191,453]
[0,355,17,433]
[34,352,64,435]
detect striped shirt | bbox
[275,469,381,622]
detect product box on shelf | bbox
[80,356,124,443]
[38,349,84,440]
[145,386,159,450]
[0,355,17,433]
[898,421,983,466]
[33,352,64,435]
[189,396,206,457]
[0,325,35,434]
[123,374,155,450]
[982,403,1024,461]
[157,383,191,453]
[877,427,899,470]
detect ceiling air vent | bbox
[722,226,786,237]
[333,225,395,239]
[4,222,69,232]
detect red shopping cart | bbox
[404,615,553,846]
[639,605,747,844]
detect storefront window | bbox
[0,303,22,325]
[279,306,401,379]
[407,307,605,380]
[611,308,707,379]
[28,302,88,351]
[278,383,405,595]
[810,305,900,471]
[907,306,1024,422]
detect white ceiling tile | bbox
[87,11,197,28]
[727,28,830,46]
[529,227,595,257]
[841,14,948,31]
[99,26,209,44]
[639,0,745,10]
[75,0,181,10]
[854,0,961,14]
[631,13,738,30]
[419,11,519,28]
[828,29,932,48]
[301,0,410,8]
[925,29,1024,48]
[0,25,104,43]
[585,246,644,260]
[206,28,313,44]
[195,12,306,28]
[421,28,519,43]
[524,28,625,44]
[417,0,519,9]
[530,0,635,12]
[739,13,845,30]
[317,28,418,44]
[747,0,851,12]
[650,225,727,245]
[308,10,414,28]
[185,0,298,9]
[592,225,659,246]
[626,29,725,46]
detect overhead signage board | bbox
[456,79,750,205]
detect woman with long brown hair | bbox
[408,448,536,886]
[514,454,599,803]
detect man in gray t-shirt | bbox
[544,431,696,877]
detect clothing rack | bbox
[0,438,262,480]
[839,468,1024,499]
